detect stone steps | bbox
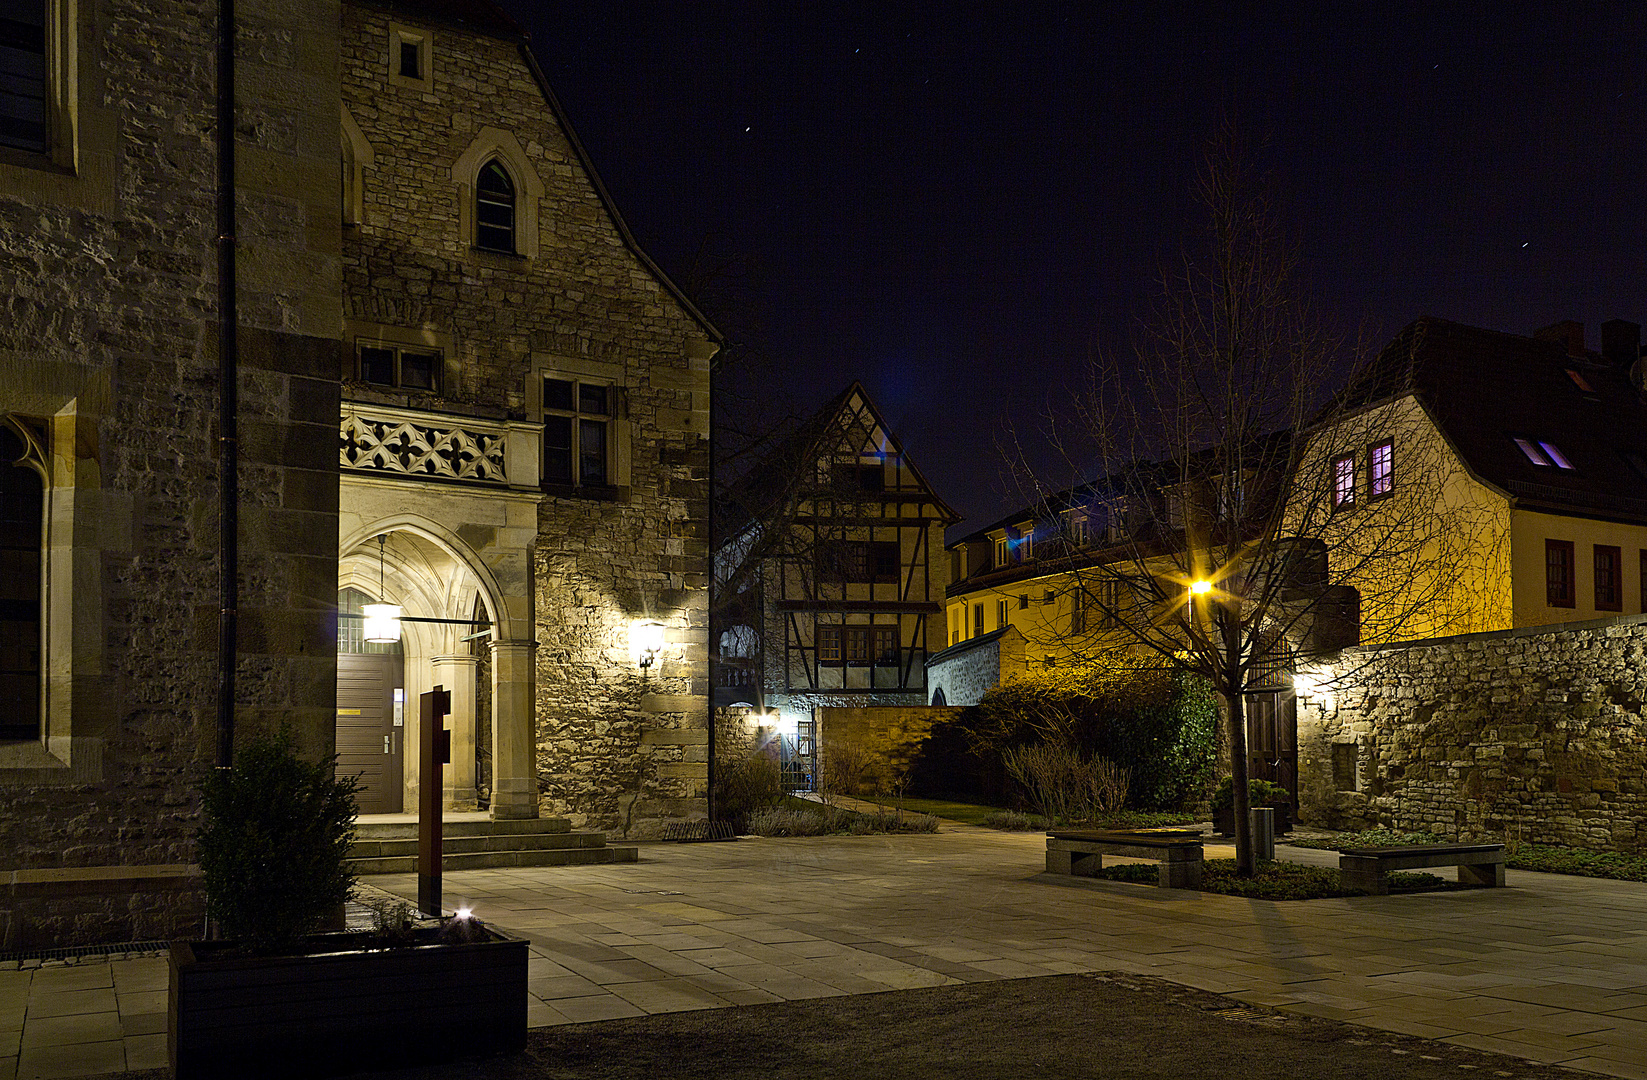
[348,818,637,874]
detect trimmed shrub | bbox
[197,729,359,954]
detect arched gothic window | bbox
[475,160,515,253]
[0,423,43,740]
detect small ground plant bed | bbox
[1286,831,1647,884]
[982,809,1198,831]
[1285,829,1448,851]
[1502,845,1647,883]
[748,803,940,837]
[1090,858,1463,899]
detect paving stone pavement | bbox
[6,823,1647,1079]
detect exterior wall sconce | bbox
[633,621,665,669]
[1189,579,1213,596]
[364,534,403,644]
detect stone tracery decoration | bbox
[340,408,508,484]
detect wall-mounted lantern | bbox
[633,621,665,669]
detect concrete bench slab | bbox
[1045,830,1205,888]
[1339,843,1506,894]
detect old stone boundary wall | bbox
[816,707,963,796]
[1298,614,1647,852]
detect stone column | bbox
[489,640,538,820]
[432,654,479,810]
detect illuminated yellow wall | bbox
[1510,510,1647,627]
[1289,395,1512,645]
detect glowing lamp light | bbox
[454,905,473,920]
[362,602,403,644]
[1189,580,1213,596]
[633,621,666,669]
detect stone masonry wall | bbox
[340,5,712,834]
[1298,616,1647,852]
[924,628,1029,707]
[0,0,341,946]
[816,706,963,796]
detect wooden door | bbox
[1245,691,1298,805]
[337,652,403,813]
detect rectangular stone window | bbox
[1546,539,1574,608]
[972,604,983,637]
[0,5,47,154]
[996,597,1008,629]
[872,626,896,664]
[388,24,433,92]
[1331,743,1357,792]
[542,377,610,488]
[1595,544,1622,612]
[358,343,440,392]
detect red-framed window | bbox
[1595,545,1622,611]
[1369,440,1394,499]
[1332,454,1356,511]
[1546,539,1575,608]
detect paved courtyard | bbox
[6,822,1647,1078]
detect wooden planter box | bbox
[1212,804,1293,837]
[169,926,527,1079]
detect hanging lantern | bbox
[363,602,403,644]
[363,533,402,643]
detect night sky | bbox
[500,3,1647,535]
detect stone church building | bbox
[0,0,715,946]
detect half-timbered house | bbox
[714,384,956,776]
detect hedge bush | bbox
[909,652,1216,811]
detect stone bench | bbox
[1339,843,1506,895]
[1045,829,1205,888]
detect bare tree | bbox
[1010,134,1498,875]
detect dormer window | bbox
[1515,437,1574,470]
[993,536,1008,568]
[476,160,516,253]
[1565,368,1597,394]
[1017,529,1033,563]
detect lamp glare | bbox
[362,602,403,644]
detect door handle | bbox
[384,734,392,754]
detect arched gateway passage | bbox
[337,518,537,820]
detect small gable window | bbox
[475,160,516,253]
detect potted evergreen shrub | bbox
[1211,777,1293,837]
[169,729,527,1079]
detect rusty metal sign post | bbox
[418,685,451,917]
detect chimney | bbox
[1602,319,1640,369]
[1534,320,1585,357]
